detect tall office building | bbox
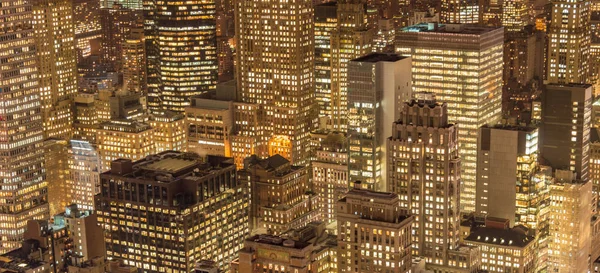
[97,120,156,171]
[73,0,102,59]
[502,0,528,31]
[540,84,592,181]
[476,125,551,270]
[315,2,338,121]
[476,125,543,227]
[100,4,143,71]
[122,28,146,94]
[45,140,71,216]
[240,155,320,235]
[69,140,101,211]
[235,0,317,166]
[548,170,592,273]
[396,23,504,212]
[312,132,348,227]
[337,183,414,273]
[0,0,49,254]
[347,53,412,191]
[591,128,600,209]
[440,0,480,23]
[330,0,373,130]
[145,0,218,114]
[387,98,461,266]
[149,113,186,153]
[547,0,590,84]
[503,27,545,87]
[32,0,78,140]
[97,152,249,271]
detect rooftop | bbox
[104,151,235,183]
[352,53,407,63]
[465,227,534,248]
[483,124,538,133]
[146,158,197,173]
[401,23,502,35]
[247,234,310,250]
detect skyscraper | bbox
[315,2,338,121]
[100,4,143,71]
[330,0,373,130]
[312,131,348,226]
[440,0,480,23]
[240,155,320,235]
[548,170,592,272]
[501,0,528,31]
[547,0,590,84]
[476,125,542,227]
[387,97,461,266]
[540,84,592,181]
[0,0,49,253]
[69,140,101,211]
[122,28,146,94]
[97,152,249,271]
[145,0,218,114]
[32,0,78,140]
[476,125,552,270]
[337,182,414,273]
[396,23,504,212]
[347,53,412,191]
[235,0,317,165]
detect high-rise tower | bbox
[330,0,372,130]
[396,24,504,212]
[541,84,592,181]
[547,0,591,84]
[145,0,218,114]
[0,0,49,253]
[387,97,461,265]
[32,0,78,140]
[235,0,317,165]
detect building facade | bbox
[32,0,78,140]
[547,0,590,84]
[97,152,249,271]
[387,98,461,266]
[396,23,504,212]
[145,0,218,114]
[235,0,317,166]
[240,155,320,235]
[312,132,348,227]
[0,0,49,253]
[347,53,412,191]
[337,183,414,273]
[548,170,592,273]
[541,84,592,182]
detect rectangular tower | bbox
[97,152,249,271]
[347,53,412,191]
[330,0,373,130]
[0,0,49,253]
[548,170,592,273]
[547,0,590,84]
[337,183,414,273]
[145,0,218,114]
[32,0,78,140]
[235,0,317,165]
[396,23,504,212]
[541,84,592,181]
[387,98,461,266]
[315,2,338,121]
